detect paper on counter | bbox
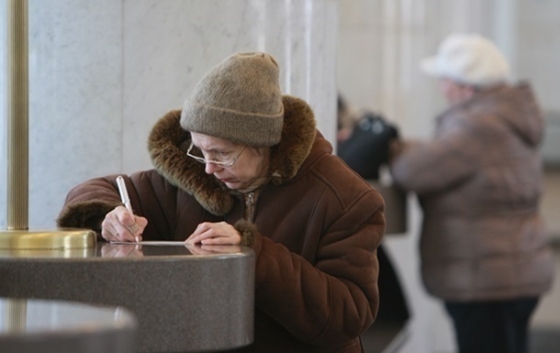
[110,241,188,246]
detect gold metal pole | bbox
[0,0,96,250]
[5,298,27,333]
[7,0,28,230]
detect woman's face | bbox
[190,132,269,191]
[439,77,475,105]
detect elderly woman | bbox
[57,52,385,353]
[390,33,554,353]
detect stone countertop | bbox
[0,243,255,353]
[0,297,136,353]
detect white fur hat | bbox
[421,33,511,87]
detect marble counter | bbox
[0,297,136,353]
[0,243,255,353]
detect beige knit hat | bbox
[421,33,510,87]
[181,52,284,146]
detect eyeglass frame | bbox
[186,141,247,167]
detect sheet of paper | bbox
[109,241,188,246]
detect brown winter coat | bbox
[57,95,385,353]
[390,83,554,301]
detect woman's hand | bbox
[186,244,242,255]
[101,206,148,242]
[389,138,405,161]
[186,221,241,245]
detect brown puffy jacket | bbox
[58,95,385,353]
[390,83,554,301]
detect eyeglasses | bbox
[186,142,246,167]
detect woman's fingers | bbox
[101,206,147,242]
[186,222,241,245]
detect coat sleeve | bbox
[248,187,384,345]
[389,123,481,194]
[56,171,180,240]
[56,174,125,234]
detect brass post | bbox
[1,0,96,250]
[5,298,27,333]
[7,0,28,230]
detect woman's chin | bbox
[222,180,242,190]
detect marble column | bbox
[0,2,7,227]
[0,0,338,228]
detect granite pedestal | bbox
[0,297,136,353]
[0,243,255,353]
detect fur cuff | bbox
[57,200,120,232]
[234,219,258,247]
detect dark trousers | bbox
[444,297,539,353]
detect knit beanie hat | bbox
[181,52,284,146]
[421,33,511,87]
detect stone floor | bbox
[530,241,560,353]
[530,327,560,353]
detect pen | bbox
[116,175,139,242]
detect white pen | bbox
[116,175,139,242]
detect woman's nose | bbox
[204,162,222,174]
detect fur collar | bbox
[148,95,317,216]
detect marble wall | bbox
[337,0,519,138]
[0,0,338,228]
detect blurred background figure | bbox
[389,33,555,353]
[337,95,398,180]
[336,94,410,328]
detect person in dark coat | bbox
[57,52,386,353]
[337,95,410,325]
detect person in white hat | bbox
[389,33,554,353]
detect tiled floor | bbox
[530,244,560,353]
[530,168,560,353]
[531,326,560,353]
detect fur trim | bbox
[234,219,258,247]
[269,96,316,185]
[147,95,316,216]
[56,200,119,231]
[148,110,234,215]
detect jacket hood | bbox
[469,82,544,146]
[148,95,317,216]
